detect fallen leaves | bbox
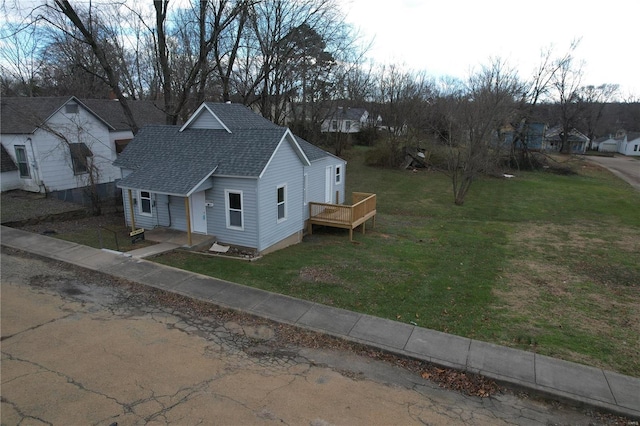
[420,366,501,398]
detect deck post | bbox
[184,197,192,247]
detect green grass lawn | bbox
[114,149,640,376]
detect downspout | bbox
[127,189,136,231]
[27,137,45,193]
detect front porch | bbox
[308,192,377,241]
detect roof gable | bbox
[180,102,281,132]
[1,97,165,134]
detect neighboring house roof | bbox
[1,144,18,172]
[0,96,165,134]
[626,131,640,142]
[545,125,590,142]
[324,107,367,121]
[81,99,166,131]
[114,103,334,197]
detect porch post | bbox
[184,197,192,246]
[127,189,136,231]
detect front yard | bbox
[154,150,640,377]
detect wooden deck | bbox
[308,192,377,241]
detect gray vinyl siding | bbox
[256,138,305,251]
[206,176,258,249]
[121,189,160,230]
[303,157,347,219]
[168,195,188,231]
[189,111,226,130]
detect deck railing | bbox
[308,192,376,240]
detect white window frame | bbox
[335,165,342,184]
[225,189,244,230]
[276,184,287,223]
[138,191,152,216]
[14,145,30,178]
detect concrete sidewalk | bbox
[2,225,639,420]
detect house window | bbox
[277,184,286,222]
[634,144,638,152]
[331,120,338,131]
[345,120,351,131]
[335,165,342,184]
[65,103,79,114]
[139,191,152,216]
[226,190,243,229]
[14,146,30,178]
[69,143,93,175]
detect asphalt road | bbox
[586,155,640,191]
[0,248,625,425]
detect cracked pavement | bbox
[1,248,626,425]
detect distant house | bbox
[591,135,618,153]
[543,126,589,154]
[113,102,347,254]
[320,107,380,133]
[0,96,165,202]
[616,131,640,156]
[500,122,547,151]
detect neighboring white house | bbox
[543,126,590,154]
[114,102,347,255]
[0,96,165,202]
[320,107,380,133]
[591,135,618,153]
[617,131,640,156]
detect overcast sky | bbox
[342,0,639,99]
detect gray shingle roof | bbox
[115,103,337,196]
[1,97,165,134]
[115,126,289,195]
[202,102,281,130]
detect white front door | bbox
[190,192,207,234]
[325,166,333,203]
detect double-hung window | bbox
[226,190,243,229]
[69,143,93,175]
[14,146,30,178]
[139,191,152,216]
[335,165,342,184]
[277,184,286,222]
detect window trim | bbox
[14,145,30,178]
[139,191,153,216]
[335,165,342,184]
[276,184,287,223]
[225,189,244,230]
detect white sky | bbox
[342,0,640,99]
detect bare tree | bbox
[551,41,584,154]
[578,83,619,143]
[371,65,434,166]
[442,59,521,205]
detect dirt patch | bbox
[299,266,340,284]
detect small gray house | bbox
[114,102,347,254]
